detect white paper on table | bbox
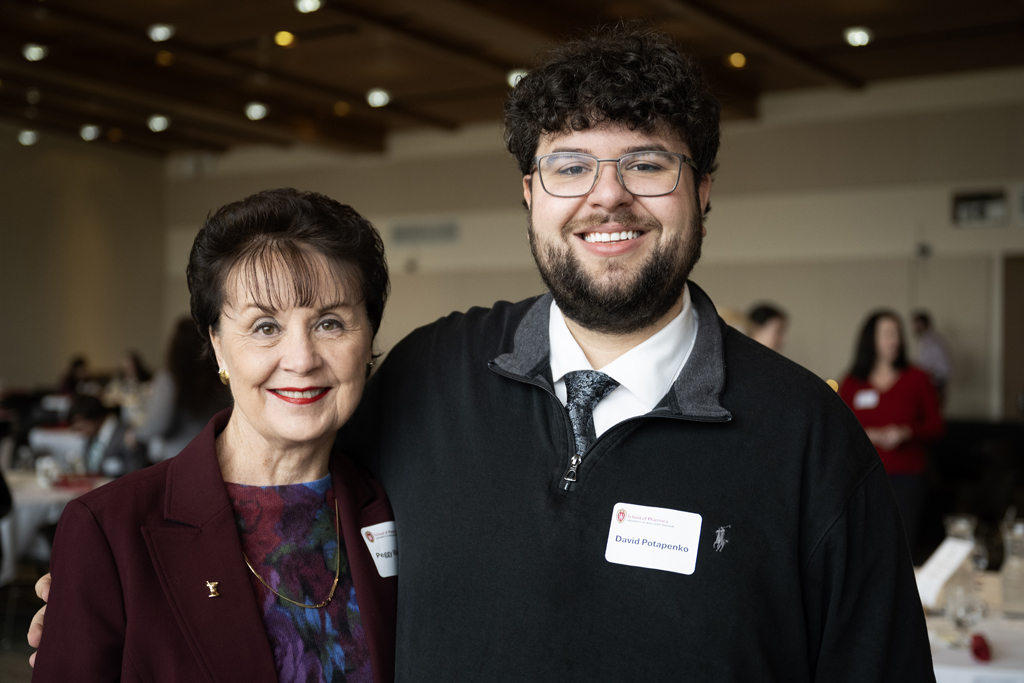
[916,537,975,609]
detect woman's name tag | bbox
[853,389,880,410]
[360,521,398,577]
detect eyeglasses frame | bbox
[531,151,700,198]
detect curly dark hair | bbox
[187,188,390,354]
[503,24,720,200]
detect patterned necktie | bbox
[564,370,620,460]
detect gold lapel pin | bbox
[206,581,220,598]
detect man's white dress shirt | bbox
[548,284,698,438]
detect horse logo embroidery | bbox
[713,525,731,553]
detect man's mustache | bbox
[562,211,662,238]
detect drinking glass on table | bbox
[946,584,985,647]
[945,514,988,575]
[1002,520,1024,618]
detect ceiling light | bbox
[80,125,101,141]
[18,130,38,146]
[147,24,175,42]
[147,115,170,132]
[366,88,390,108]
[22,44,48,61]
[506,69,528,88]
[844,27,873,47]
[155,50,175,67]
[245,102,268,120]
[332,100,351,117]
[295,0,321,13]
[275,31,296,47]
[726,52,747,68]
[26,88,40,105]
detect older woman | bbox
[32,189,397,683]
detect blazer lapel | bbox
[332,452,398,683]
[143,410,278,683]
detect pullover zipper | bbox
[564,454,582,485]
[559,412,726,490]
[489,363,730,492]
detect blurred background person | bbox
[128,318,231,463]
[103,351,153,429]
[57,356,90,396]
[747,303,788,353]
[912,310,952,407]
[840,310,945,563]
[67,395,145,477]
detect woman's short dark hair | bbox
[503,23,720,199]
[850,310,909,380]
[187,188,390,353]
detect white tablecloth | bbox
[0,470,109,584]
[931,573,1024,682]
[27,427,87,469]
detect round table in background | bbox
[0,470,110,584]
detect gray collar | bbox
[491,282,731,421]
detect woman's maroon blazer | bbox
[33,409,397,683]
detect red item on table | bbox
[53,474,103,492]
[971,633,991,662]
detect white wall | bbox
[691,255,994,418]
[0,122,166,390]
[157,67,1024,420]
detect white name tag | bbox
[605,502,702,575]
[360,521,398,578]
[853,389,880,410]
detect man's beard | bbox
[528,209,703,335]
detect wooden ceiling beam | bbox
[321,0,518,72]
[0,0,453,131]
[0,104,223,155]
[651,0,863,88]
[397,2,761,118]
[450,0,607,41]
[0,56,295,144]
[0,56,385,152]
[462,0,860,89]
[0,83,270,150]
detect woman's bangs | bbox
[231,239,357,312]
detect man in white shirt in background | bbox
[913,309,952,405]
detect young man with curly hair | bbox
[353,25,933,681]
[32,23,933,683]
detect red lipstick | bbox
[268,387,331,405]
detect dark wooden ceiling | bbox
[2,0,1023,155]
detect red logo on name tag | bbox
[365,531,375,543]
[617,508,627,523]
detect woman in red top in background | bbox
[840,310,944,563]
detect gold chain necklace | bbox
[242,498,341,610]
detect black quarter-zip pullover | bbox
[343,282,934,682]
